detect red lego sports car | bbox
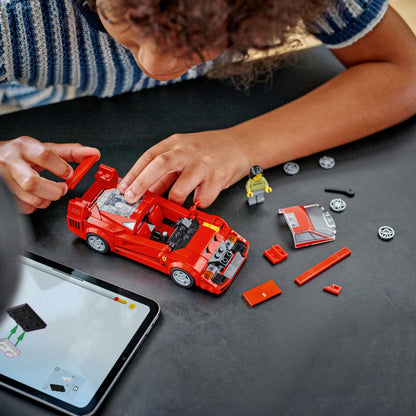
[67,164,249,294]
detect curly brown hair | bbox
[87,0,331,83]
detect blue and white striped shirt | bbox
[0,0,389,111]
[307,0,389,49]
[0,0,208,110]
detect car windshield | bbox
[304,205,335,236]
[96,188,141,218]
[294,232,323,244]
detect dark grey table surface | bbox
[1,46,415,416]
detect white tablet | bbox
[0,252,160,415]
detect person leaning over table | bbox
[0,0,415,214]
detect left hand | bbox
[118,129,250,208]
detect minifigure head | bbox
[89,0,329,81]
[249,165,264,179]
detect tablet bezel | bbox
[0,252,160,416]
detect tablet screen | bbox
[0,253,160,415]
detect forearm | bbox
[228,6,416,170]
[119,6,416,209]
[229,59,416,169]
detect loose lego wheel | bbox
[378,226,395,241]
[329,198,346,212]
[283,162,300,175]
[86,233,109,253]
[319,155,335,169]
[170,268,195,289]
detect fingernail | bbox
[65,169,74,180]
[63,184,69,196]
[119,182,127,193]
[125,189,136,201]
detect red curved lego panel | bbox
[278,203,336,248]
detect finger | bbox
[193,182,223,208]
[5,161,68,203]
[148,171,179,196]
[48,143,101,164]
[16,198,52,214]
[172,159,229,206]
[119,138,178,192]
[174,164,234,208]
[13,138,73,180]
[122,150,185,203]
[17,199,37,215]
[7,176,65,208]
[167,166,206,206]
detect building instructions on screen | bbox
[0,303,47,358]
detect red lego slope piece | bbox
[65,155,100,190]
[323,284,342,295]
[243,280,282,307]
[264,244,288,264]
[294,247,351,286]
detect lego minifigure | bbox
[245,166,272,205]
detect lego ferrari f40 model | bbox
[67,164,249,294]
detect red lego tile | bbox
[242,280,282,307]
[295,247,351,286]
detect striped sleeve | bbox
[0,0,207,111]
[305,0,390,49]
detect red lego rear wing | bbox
[65,155,100,190]
[81,164,119,202]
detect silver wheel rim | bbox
[283,162,300,175]
[378,226,394,240]
[88,235,107,252]
[329,198,346,212]
[319,156,335,169]
[172,270,192,287]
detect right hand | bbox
[0,137,100,214]
[118,128,250,208]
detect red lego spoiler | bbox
[65,155,100,190]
